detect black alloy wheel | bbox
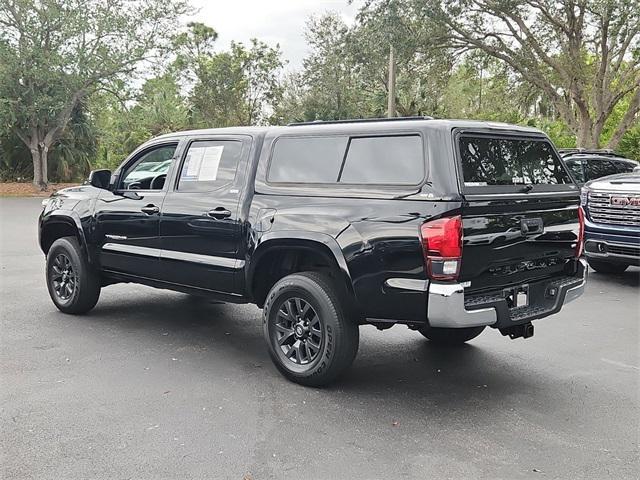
[50,253,77,300]
[271,297,323,366]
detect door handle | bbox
[141,204,160,215]
[206,207,232,219]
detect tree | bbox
[0,0,189,189]
[286,9,453,122]
[190,39,285,127]
[348,2,454,117]
[408,0,640,148]
[172,21,218,86]
[300,13,365,120]
[91,74,188,171]
[134,74,189,137]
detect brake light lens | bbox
[420,215,463,281]
[576,206,585,257]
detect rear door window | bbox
[177,140,243,192]
[459,135,572,191]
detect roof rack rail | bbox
[287,116,433,126]
[558,148,622,157]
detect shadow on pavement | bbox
[588,266,640,288]
[74,291,562,416]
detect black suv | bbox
[39,118,587,386]
[559,149,638,185]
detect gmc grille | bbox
[587,191,640,227]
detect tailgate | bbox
[461,194,580,292]
[455,131,580,292]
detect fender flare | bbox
[246,230,354,298]
[39,209,89,259]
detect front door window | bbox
[121,145,177,190]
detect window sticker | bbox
[182,145,225,181]
[198,146,224,181]
[184,148,205,179]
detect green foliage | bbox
[0,0,190,186]
[529,119,576,149]
[1,100,96,182]
[0,134,30,182]
[0,0,638,182]
[92,74,189,171]
[418,0,640,148]
[190,40,284,127]
[298,13,364,121]
[617,125,640,161]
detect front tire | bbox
[46,237,101,314]
[263,272,359,387]
[587,258,628,274]
[419,325,485,345]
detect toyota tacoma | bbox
[39,118,587,386]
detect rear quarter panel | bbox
[246,125,463,322]
[246,194,461,321]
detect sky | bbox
[190,0,363,70]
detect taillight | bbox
[420,215,463,281]
[576,206,585,257]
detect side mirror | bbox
[633,165,640,173]
[88,169,112,189]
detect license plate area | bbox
[503,284,529,309]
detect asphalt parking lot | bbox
[1,197,638,479]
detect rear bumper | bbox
[427,259,587,329]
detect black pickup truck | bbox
[39,118,587,386]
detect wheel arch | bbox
[39,211,88,258]
[247,232,355,308]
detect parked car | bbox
[39,118,587,386]
[559,148,638,185]
[581,171,640,273]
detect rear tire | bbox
[419,325,485,345]
[587,258,628,274]
[46,237,101,314]
[263,272,359,387]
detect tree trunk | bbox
[41,145,49,189]
[574,102,598,149]
[387,45,396,118]
[576,127,594,149]
[30,147,43,189]
[29,142,49,191]
[591,119,606,150]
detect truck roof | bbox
[153,118,545,141]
